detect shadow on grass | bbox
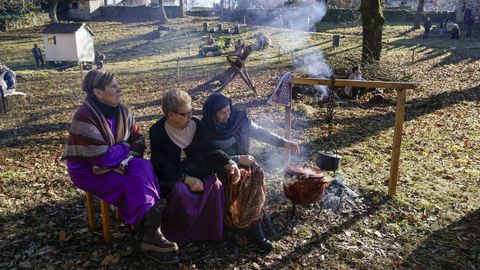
[404,208,480,269]
[310,83,480,149]
[387,36,480,66]
[264,189,389,270]
[0,189,299,269]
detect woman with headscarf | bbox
[202,92,300,251]
[149,89,240,244]
[62,69,178,263]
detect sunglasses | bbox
[172,110,193,118]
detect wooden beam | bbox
[288,77,415,197]
[388,89,407,197]
[284,83,293,167]
[291,77,416,90]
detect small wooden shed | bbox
[42,23,95,63]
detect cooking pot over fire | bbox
[283,165,332,204]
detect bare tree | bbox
[157,0,169,23]
[179,0,185,18]
[360,0,384,63]
[413,0,426,29]
[49,0,59,23]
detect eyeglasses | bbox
[172,110,193,118]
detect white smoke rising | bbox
[269,1,332,97]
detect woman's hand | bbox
[284,141,300,154]
[224,162,241,184]
[184,176,204,192]
[239,155,255,167]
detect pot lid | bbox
[285,165,325,178]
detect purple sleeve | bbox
[89,142,130,167]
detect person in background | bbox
[439,19,446,36]
[450,24,460,50]
[32,44,44,68]
[235,39,245,57]
[62,69,178,263]
[202,92,300,251]
[207,34,215,45]
[465,17,475,38]
[0,60,17,96]
[344,65,365,99]
[423,17,432,40]
[149,90,240,244]
[446,20,454,34]
[95,52,106,69]
[464,7,475,38]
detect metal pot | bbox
[283,165,332,204]
[316,151,341,171]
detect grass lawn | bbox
[0,17,479,269]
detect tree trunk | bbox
[220,0,224,18]
[413,0,425,29]
[178,0,185,18]
[157,0,169,23]
[49,0,59,23]
[360,0,385,63]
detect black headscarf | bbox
[202,93,251,155]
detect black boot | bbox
[249,222,273,251]
[141,204,178,253]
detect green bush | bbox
[0,12,49,31]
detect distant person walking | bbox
[95,52,105,69]
[450,24,460,50]
[439,19,446,36]
[464,8,475,38]
[32,44,44,68]
[423,17,432,40]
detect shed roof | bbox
[42,23,94,36]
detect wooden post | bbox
[79,62,84,82]
[284,83,293,167]
[411,48,415,63]
[388,89,407,197]
[115,207,121,221]
[291,51,295,67]
[278,47,281,65]
[288,77,416,196]
[100,199,112,244]
[176,57,180,86]
[243,15,246,25]
[86,192,96,230]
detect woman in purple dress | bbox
[149,90,240,244]
[62,70,177,263]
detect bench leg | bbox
[115,207,121,221]
[100,199,112,244]
[86,192,96,230]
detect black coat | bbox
[149,117,231,197]
[451,27,460,40]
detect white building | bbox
[42,23,95,62]
[68,0,105,20]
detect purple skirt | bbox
[68,158,160,225]
[161,175,225,243]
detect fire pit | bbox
[283,164,332,204]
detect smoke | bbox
[258,1,332,170]
[268,1,332,97]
